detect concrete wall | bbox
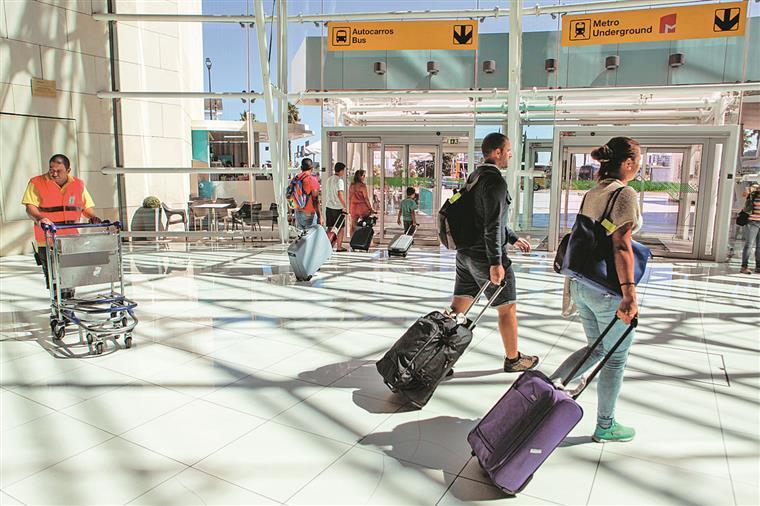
[0,0,202,256]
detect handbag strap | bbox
[563,316,638,399]
[601,186,626,223]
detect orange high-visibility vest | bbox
[30,175,86,245]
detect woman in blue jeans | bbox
[551,137,642,443]
[740,184,760,274]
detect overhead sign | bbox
[561,1,747,46]
[327,21,478,51]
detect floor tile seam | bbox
[601,446,735,481]
[121,413,271,469]
[0,387,58,425]
[585,443,604,506]
[265,400,399,449]
[0,489,24,505]
[199,378,329,424]
[444,472,569,506]
[258,348,364,385]
[72,383,200,436]
[130,465,287,506]
[282,442,357,504]
[1,431,120,490]
[599,443,739,484]
[699,292,741,506]
[122,463,190,505]
[435,454,477,506]
[280,418,403,506]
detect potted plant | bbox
[130,196,164,239]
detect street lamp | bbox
[205,57,213,119]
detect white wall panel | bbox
[4,0,68,50]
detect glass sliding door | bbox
[633,146,702,256]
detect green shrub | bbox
[142,196,161,208]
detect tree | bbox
[287,102,300,124]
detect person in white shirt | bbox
[324,162,348,251]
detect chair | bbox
[214,197,237,230]
[161,202,188,231]
[232,202,257,232]
[269,203,278,231]
[189,199,212,231]
[250,203,263,231]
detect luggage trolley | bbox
[42,221,137,354]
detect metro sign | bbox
[562,0,746,46]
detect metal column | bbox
[507,0,522,229]
[254,0,286,243]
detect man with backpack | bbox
[449,133,538,373]
[288,158,321,229]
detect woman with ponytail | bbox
[551,136,643,443]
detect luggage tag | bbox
[448,193,462,204]
[601,218,617,233]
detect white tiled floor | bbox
[1,243,758,505]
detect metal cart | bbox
[42,221,137,354]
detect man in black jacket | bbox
[451,132,538,372]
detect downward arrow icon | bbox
[453,25,473,45]
[714,8,740,32]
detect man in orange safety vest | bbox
[21,154,101,297]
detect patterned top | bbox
[749,191,760,221]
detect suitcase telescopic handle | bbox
[565,316,638,399]
[461,280,507,329]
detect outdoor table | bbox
[192,202,234,232]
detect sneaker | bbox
[592,421,636,443]
[503,352,539,373]
[740,266,752,274]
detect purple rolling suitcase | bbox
[467,316,637,495]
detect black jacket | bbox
[458,164,519,266]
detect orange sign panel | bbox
[327,21,478,51]
[562,1,747,46]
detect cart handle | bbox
[41,220,122,233]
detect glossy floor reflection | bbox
[1,243,758,505]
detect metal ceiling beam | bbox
[92,0,700,23]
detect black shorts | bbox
[325,207,345,229]
[453,252,517,307]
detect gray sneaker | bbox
[503,352,539,373]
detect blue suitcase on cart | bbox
[288,225,332,281]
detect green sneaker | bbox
[592,421,636,443]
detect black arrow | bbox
[714,8,740,31]
[453,25,473,44]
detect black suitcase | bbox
[350,216,375,251]
[376,281,505,408]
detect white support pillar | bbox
[254,0,285,242]
[278,0,290,242]
[507,0,522,229]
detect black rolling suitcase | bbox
[350,216,375,251]
[376,281,505,408]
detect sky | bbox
[201,0,759,159]
[201,0,573,157]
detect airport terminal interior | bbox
[0,0,759,505]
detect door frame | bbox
[548,125,740,261]
[323,126,475,240]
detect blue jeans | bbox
[295,210,316,230]
[550,279,635,429]
[741,221,760,269]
